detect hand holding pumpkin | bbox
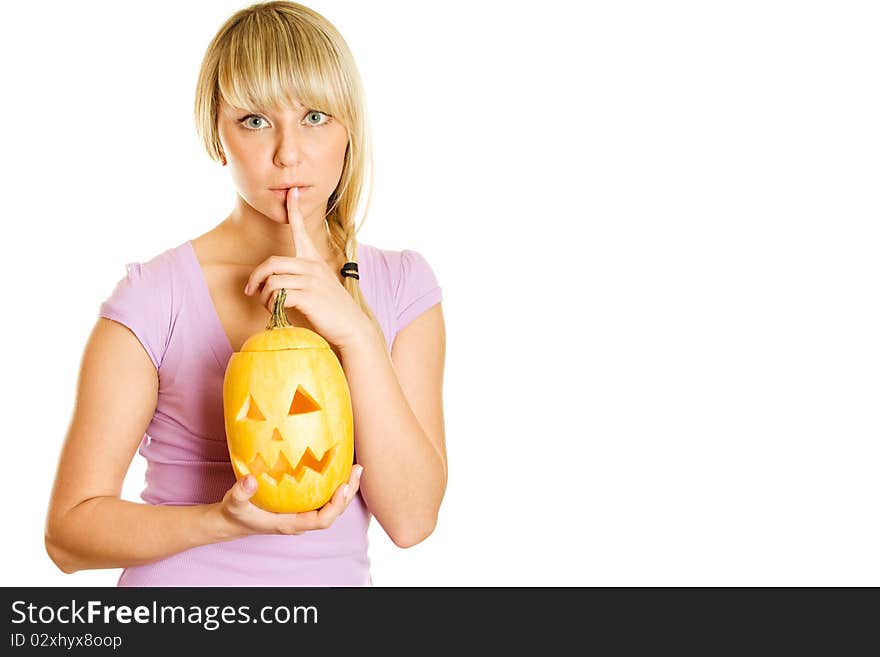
[243,185,369,350]
[214,464,364,538]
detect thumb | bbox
[233,475,257,503]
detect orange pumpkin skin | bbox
[222,292,354,513]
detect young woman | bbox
[44,1,447,586]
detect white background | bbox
[1,0,878,587]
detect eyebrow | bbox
[228,101,308,114]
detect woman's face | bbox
[216,97,349,227]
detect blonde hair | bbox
[193,1,384,345]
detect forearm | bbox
[45,496,227,574]
[339,326,446,547]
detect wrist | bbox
[339,319,383,355]
[201,502,240,543]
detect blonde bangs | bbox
[216,10,351,126]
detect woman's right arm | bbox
[45,317,362,574]
[45,316,222,573]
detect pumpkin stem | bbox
[266,288,292,330]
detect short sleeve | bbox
[393,249,443,333]
[98,258,173,372]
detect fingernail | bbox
[243,476,255,492]
[343,484,350,500]
[356,466,363,479]
[243,284,249,295]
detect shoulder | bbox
[100,242,188,318]
[358,242,443,336]
[98,241,190,371]
[105,242,187,291]
[358,243,441,292]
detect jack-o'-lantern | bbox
[223,289,354,513]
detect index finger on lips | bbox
[287,186,321,261]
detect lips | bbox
[271,186,310,199]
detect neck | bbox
[223,193,342,266]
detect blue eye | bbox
[240,115,268,130]
[238,111,332,131]
[305,111,331,126]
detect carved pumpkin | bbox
[222,289,354,513]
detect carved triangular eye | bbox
[289,385,321,415]
[238,394,266,421]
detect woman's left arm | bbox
[246,188,446,548]
[338,303,447,548]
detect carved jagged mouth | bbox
[247,445,337,483]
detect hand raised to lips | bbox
[242,185,371,350]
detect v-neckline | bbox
[181,239,374,371]
[182,239,235,371]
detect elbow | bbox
[390,514,438,549]
[44,529,79,575]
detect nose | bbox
[271,428,284,441]
[273,127,306,168]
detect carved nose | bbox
[271,428,284,442]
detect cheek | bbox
[335,130,350,162]
[320,139,348,185]
[220,126,261,165]
[217,121,239,157]
[325,124,349,161]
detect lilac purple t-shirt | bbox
[98,239,442,586]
